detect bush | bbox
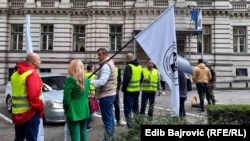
[207,104,250,125]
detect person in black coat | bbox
[178,69,188,119]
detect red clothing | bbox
[12,61,44,125]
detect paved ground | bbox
[0,84,249,141]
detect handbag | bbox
[89,97,100,113]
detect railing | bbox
[9,0,25,8]
[197,1,212,7]
[109,1,123,7]
[153,0,168,7]
[41,1,55,8]
[72,2,87,8]
[231,2,248,11]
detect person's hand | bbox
[157,90,162,96]
[39,109,44,117]
[89,92,95,97]
[143,78,149,82]
[212,82,216,88]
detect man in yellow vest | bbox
[114,66,122,126]
[140,58,162,118]
[122,53,142,128]
[11,52,44,141]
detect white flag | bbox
[197,9,202,30]
[25,14,33,54]
[135,5,179,116]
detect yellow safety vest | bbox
[127,64,142,92]
[141,68,159,92]
[11,70,34,114]
[85,72,96,93]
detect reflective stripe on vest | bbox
[141,68,158,91]
[11,70,34,114]
[85,72,96,92]
[127,64,142,92]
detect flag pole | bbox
[88,38,135,78]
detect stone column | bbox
[0,0,8,8]
[25,0,36,8]
[59,0,71,8]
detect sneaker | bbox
[87,127,93,131]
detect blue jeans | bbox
[123,92,140,128]
[14,112,40,141]
[140,91,156,118]
[99,95,116,135]
[113,90,120,121]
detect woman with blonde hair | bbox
[63,59,90,141]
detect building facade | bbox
[0,0,250,88]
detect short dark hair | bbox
[86,63,94,71]
[97,48,108,55]
[198,58,203,63]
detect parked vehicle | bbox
[5,73,67,124]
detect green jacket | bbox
[63,76,90,121]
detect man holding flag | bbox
[135,5,180,116]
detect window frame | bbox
[10,24,23,50]
[41,24,54,51]
[233,26,246,53]
[109,25,122,51]
[198,25,211,53]
[73,25,86,52]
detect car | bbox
[5,73,67,124]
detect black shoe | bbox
[198,109,205,112]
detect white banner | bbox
[135,5,179,116]
[25,14,33,53]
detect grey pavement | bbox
[0,84,249,141]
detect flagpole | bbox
[88,38,134,78]
[201,31,204,59]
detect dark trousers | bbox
[179,97,187,118]
[99,95,116,135]
[160,80,166,90]
[196,83,207,111]
[140,91,156,118]
[87,114,92,128]
[205,85,216,104]
[14,112,40,141]
[114,90,120,122]
[123,92,140,128]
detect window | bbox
[11,24,23,50]
[198,25,211,53]
[8,68,16,81]
[236,68,248,76]
[41,24,53,50]
[233,26,246,53]
[73,25,85,52]
[110,25,122,51]
[40,68,51,73]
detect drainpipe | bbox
[213,0,216,69]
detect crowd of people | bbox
[10,49,216,141]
